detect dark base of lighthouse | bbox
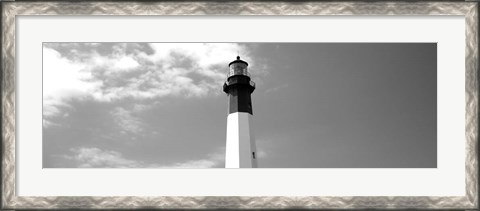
[228,88,253,114]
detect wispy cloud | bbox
[257,149,268,159]
[159,151,224,168]
[67,147,224,168]
[68,147,141,168]
[265,83,289,93]
[110,107,144,135]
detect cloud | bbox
[43,47,99,110]
[254,138,272,163]
[159,151,224,168]
[43,47,102,127]
[43,43,253,121]
[67,147,224,168]
[265,83,289,93]
[68,147,142,168]
[257,149,268,159]
[110,107,144,135]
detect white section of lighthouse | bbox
[223,56,258,168]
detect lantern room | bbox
[228,56,250,78]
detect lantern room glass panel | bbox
[229,63,248,77]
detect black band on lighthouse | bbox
[224,56,255,115]
[224,75,254,115]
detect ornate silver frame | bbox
[1,1,478,210]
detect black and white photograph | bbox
[43,43,437,168]
[3,1,478,210]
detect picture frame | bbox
[1,1,478,210]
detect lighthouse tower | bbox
[223,56,258,168]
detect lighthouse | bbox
[223,56,258,168]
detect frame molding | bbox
[1,1,478,209]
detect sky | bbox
[43,43,437,168]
